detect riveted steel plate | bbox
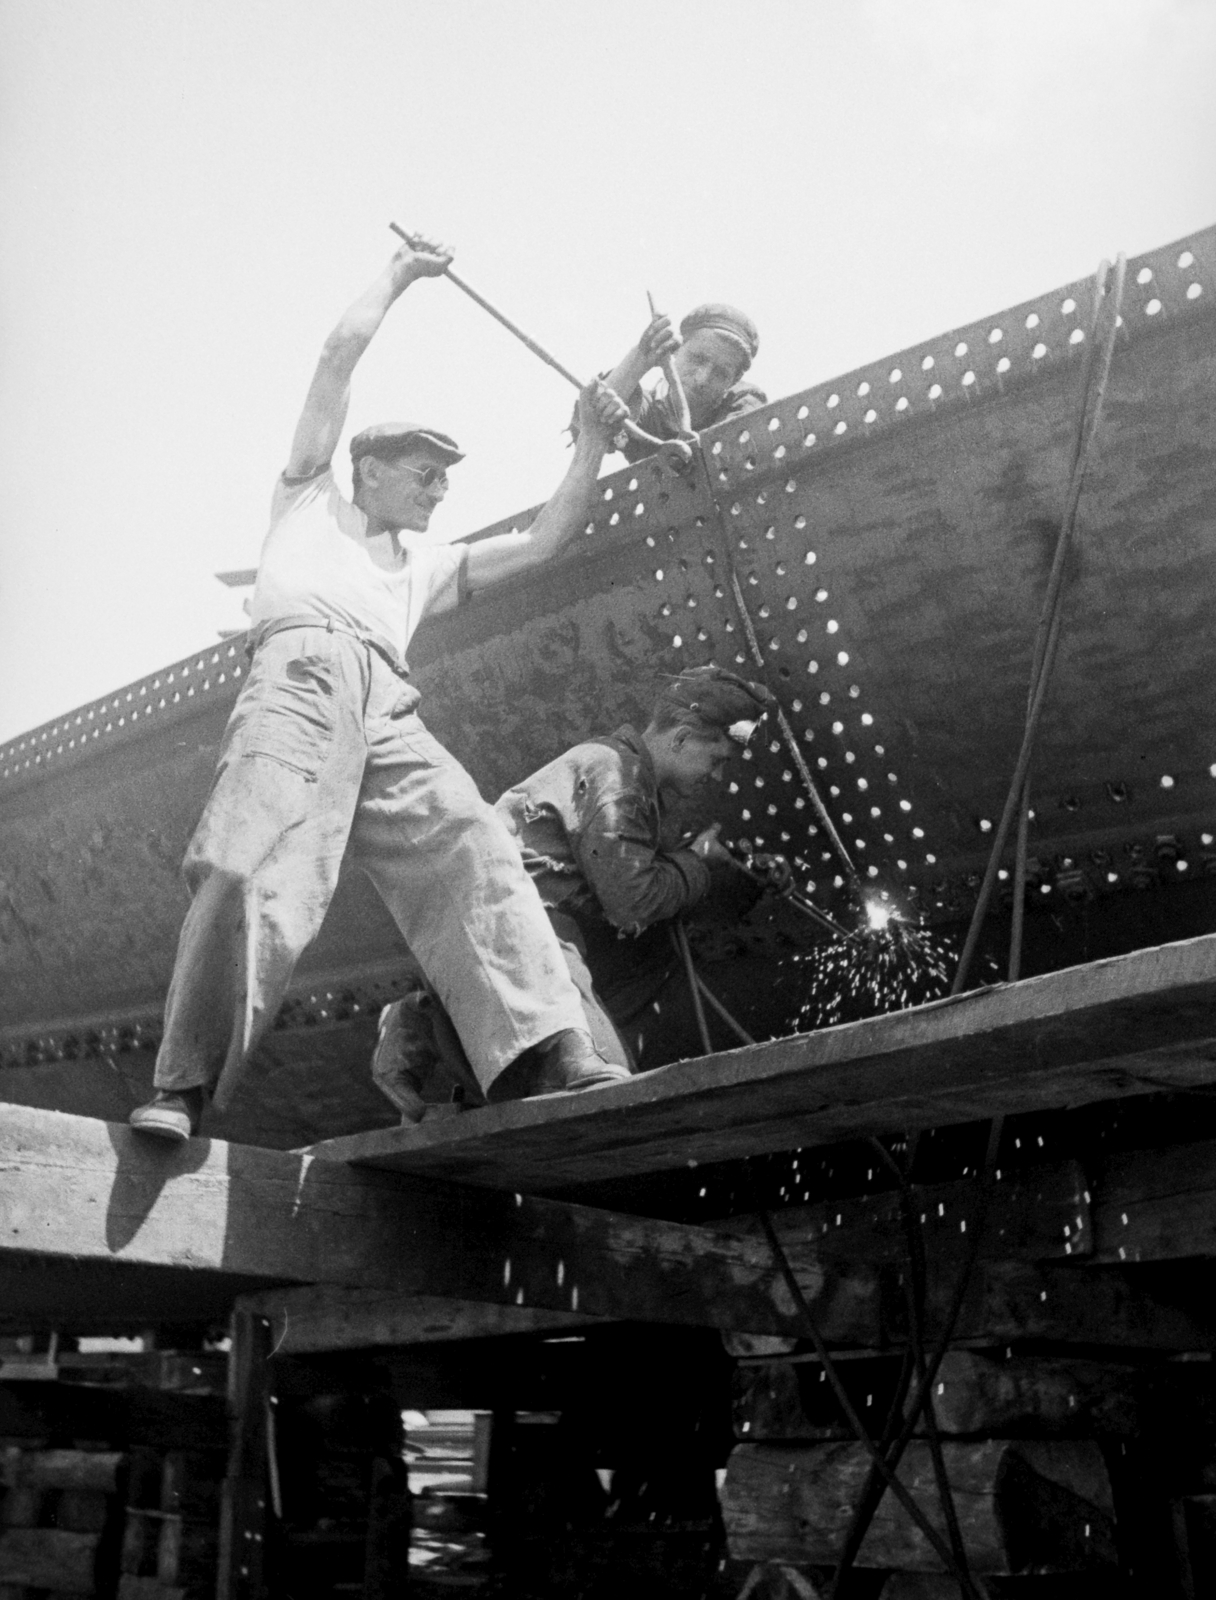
[2,225,1214,1056]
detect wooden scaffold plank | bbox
[308,933,1216,1191]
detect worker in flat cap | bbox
[492,665,790,1074]
[129,233,634,1142]
[573,303,766,464]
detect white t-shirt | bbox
[249,467,468,660]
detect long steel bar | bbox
[646,290,694,435]
[390,222,585,389]
[671,921,714,1056]
[823,1117,1007,1595]
[1008,261,1113,981]
[725,563,864,897]
[389,222,672,459]
[694,971,756,1047]
[952,254,1127,994]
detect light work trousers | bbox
[154,627,586,1107]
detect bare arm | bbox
[284,235,453,480]
[601,312,681,408]
[465,381,629,591]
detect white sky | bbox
[1,0,1213,742]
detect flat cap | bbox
[679,303,759,368]
[349,423,465,464]
[662,665,774,745]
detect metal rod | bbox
[785,890,854,941]
[951,254,1126,995]
[723,848,852,940]
[647,290,693,436]
[725,563,863,897]
[756,1211,984,1587]
[896,1187,978,1591]
[671,921,714,1056]
[389,224,673,456]
[390,222,585,390]
[1008,772,1032,981]
[693,971,755,1047]
[1006,267,1112,985]
[829,1119,1006,1597]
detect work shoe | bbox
[128,1087,205,1143]
[372,994,439,1123]
[488,1029,632,1104]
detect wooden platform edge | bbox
[303,932,1216,1186]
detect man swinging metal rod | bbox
[127,227,640,1142]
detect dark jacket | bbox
[495,725,711,936]
[570,375,767,464]
[621,376,767,462]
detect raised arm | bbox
[602,312,681,409]
[567,313,681,445]
[284,235,453,480]
[464,380,629,591]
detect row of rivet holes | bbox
[709,252,1206,470]
[0,644,245,777]
[972,768,1216,838]
[16,1019,159,1064]
[647,532,933,896]
[18,981,390,1063]
[589,462,676,531]
[986,829,1216,899]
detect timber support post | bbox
[217,1307,272,1600]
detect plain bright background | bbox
[1,0,1214,742]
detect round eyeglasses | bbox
[395,462,449,491]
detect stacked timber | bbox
[0,1342,227,1600]
[721,1434,1117,1572]
[720,1336,1128,1583]
[0,1447,124,1597]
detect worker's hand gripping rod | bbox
[389,223,670,456]
[646,290,695,439]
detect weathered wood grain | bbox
[0,1106,837,1337]
[720,1440,1116,1572]
[1091,1138,1216,1263]
[732,1352,1140,1441]
[724,1159,1091,1263]
[0,1449,123,1492]
[0,1528,100,1591]
[308,934,1216,1191]
[235,1285,604,1354]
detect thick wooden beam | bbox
[735,1136,1216,1276]
[235,1285,605,1354]
[720,1439,1117,1571]
[733,1351,1142,1441]
[1092,1138,1216,1264]
[727,1159,1091,1264]
[3,1106,1211,1349]
[307,934,1216,1191]
[216,1308,269,1600]
[0,1106,836,1338]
